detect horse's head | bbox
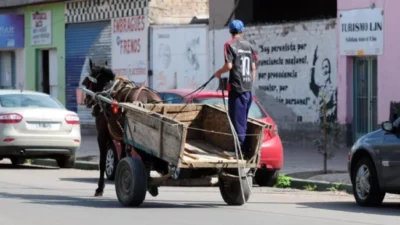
[81,59,115,108]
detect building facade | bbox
[337,0,398,144]
[149,0,208,25]
[64,0,149,124]
[65,0,209,125]
[24,2,66,104]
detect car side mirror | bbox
[382,121,394,132]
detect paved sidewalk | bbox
[281,142,349,174]
[77,135,349,175]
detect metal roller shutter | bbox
[65,21,111,125]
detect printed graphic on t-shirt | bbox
[238,49,252,83]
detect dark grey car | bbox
[348,118,400,207]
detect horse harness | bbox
[97,78,147,141]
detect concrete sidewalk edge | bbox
[289,178,353,194]
[31,159,99,170]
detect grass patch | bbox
[274,174,292,188]
[303,184,317,191]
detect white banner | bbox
[31,11,52,46]
[111,16,148,84]
[151,25,208,91]
[339,8,383,56]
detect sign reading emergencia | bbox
[339,8,384,56]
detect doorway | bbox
[353,57,378,141]
[0,51,15,89]
[38,49,58,98]
[38,50,49,94]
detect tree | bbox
[313,92,341,174]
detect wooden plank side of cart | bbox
[119,102,270,169]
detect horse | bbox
[81,59,163,197]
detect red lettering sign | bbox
[119,38,141,54]
[113,16,145,33]
[114,68,147,76]
[32,12,47,20]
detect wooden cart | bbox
[82,88,271,207]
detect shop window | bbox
[0,51,15,89]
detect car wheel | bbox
[56,155,76,168]
[254,169,279,187]
[351,156,385,207]
[10,157,25,165]
[106,142,119,181]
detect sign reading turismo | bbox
[339,8,383,56]
[0,14,24,48]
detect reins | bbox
[95,77,162,141]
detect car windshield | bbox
[193,97,267,119]
[161,93,184,104]
[0,93,64,109]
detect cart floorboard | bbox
[120,102,270,169]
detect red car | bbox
[105,89,284,187]
[159,89,284,186]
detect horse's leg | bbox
[95,116,110,197]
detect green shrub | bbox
[274,174,292,188]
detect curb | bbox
[289,177,353,194]
[31,159,99,170]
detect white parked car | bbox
[0,90,81,168]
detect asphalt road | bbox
[0,163,399,225]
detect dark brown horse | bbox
[81,59,163,197]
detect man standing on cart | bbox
[213,19,258,157]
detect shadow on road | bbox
[0,191,224,209]
[297,201,400,216]
[0,164,57,170]
[60,177,114,185]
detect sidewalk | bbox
[77,135,350,182]
[281,142,351,184]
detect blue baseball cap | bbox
[228,19,244,33]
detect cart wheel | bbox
[218,169,252,206]
[115,157,147,207]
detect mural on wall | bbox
[65,22,111,124]
[309,46,337,123]
[151,25,208,91]
[210,19,337,125]
[186,37,200,71]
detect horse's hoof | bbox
[148,186,159,197]
[94,191,103,197]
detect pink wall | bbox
[337,0,400,124]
